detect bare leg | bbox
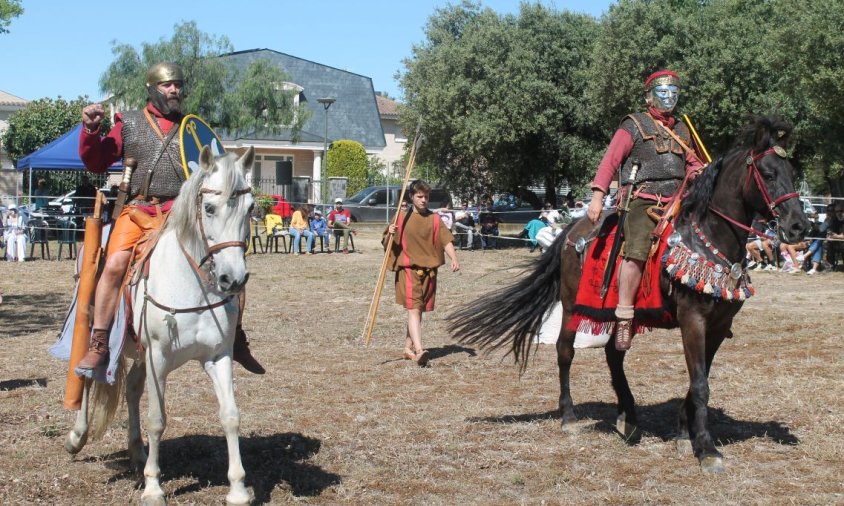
[617,258,644,307]
[406,309,423,353]
[93,250,132,330]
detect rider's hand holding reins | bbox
[587,191,604,224]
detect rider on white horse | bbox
[75,62,264,375]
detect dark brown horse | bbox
[448,116,809,473]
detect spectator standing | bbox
[310,208,331,253]
[288,204,314,255]
[453,202,476,250]
[328,198,354,254]
[74,174,97,216]
[33,179,50,210]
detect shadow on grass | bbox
[92,432,339,501]
[468,398,799,447]
[0,378,47,390]
[0,292,70,338]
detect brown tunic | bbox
[383,209,454,271]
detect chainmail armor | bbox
[122,110,186,199]
[619,112,691,196]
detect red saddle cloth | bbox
[568,216,676,335]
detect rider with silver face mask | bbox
[76,62,265,375]
[587,69,704,351]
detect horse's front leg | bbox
[605,341,637,440]
[556,325,577,429]
[65,378,92,454]
[142,354,169,506]
[125,359,148,471]
[204,355,250,505]
[679,315,725,473]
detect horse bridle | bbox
[179,186,252,287]
[708,147,799,235]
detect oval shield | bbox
[179,114,226,179]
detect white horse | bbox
[65,145,256,505]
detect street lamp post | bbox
[317,97,336,208]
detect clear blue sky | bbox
[0,0,611,103]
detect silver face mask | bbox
[647,83,679,113]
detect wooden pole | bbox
[682,114,712,164]
[64,191,106,410]
[362,127,422,345]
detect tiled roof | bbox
[376,95,400,120]
[0,90,28,107]
[218,49,386,150]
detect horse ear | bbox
[238,146,255,175]
[199,145,215,172]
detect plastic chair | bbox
[332,228,356,253]
[249,217,265,254]
[57,218,77,260]
[27,219,51,260]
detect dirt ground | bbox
[0,226,842,505]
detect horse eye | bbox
[204,203,215,215]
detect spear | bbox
[362,126,423,345]
[683,114,712,164]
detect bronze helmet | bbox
[145,62,185,115]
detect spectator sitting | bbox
[804,212,826,274]
[569,201,587,219]
[478,203,500,249]
[264,211,286,251]
[288,204,314,255]
[310,208,331,253]
[452,202,476,250]
[826,202,844,270]
[3,205,28,262]
[746,218,778,271]
[436,204,454,231]
[328,198,354,254]
[536,208,566,251]
[779,239,809,273]
[521,214,550,252]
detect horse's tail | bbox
[89,355,126,440]
[447,231,566,374]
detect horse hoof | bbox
[65,430,88,455]
[226,490,251,505]
[675,438,693,457]
[141,494,167,506]
[616,414,637,440]
[700,455,726,474]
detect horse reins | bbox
[142,185,252,317]
[707,147,798,236]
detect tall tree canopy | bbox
[401,0,844,198]
[0,0,22,34]
[99,21,308,139]
[399,1,602,202]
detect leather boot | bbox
[76,329,110,371]
[614,319,634,351]
[233,327,265,375]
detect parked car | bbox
[339,185,452,223]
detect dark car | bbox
[339,185,452,223]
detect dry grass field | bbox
[0,226,842,505]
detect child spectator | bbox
[310,208,331,253]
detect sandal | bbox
[415,349,430,367]
[615,319,634,351]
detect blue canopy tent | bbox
[15,123,122,205]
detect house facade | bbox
[0,90,28,206]
[375,94,407,176]
[218,49,386,205]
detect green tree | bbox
[2,96,109,164]
[399,1,603,203]
[2,96,112,195]
[99,21,307,139]
[327,140,369,194]
[0,0,22,34]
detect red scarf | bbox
[647,106,676,129]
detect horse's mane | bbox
[164,152,244,256]
[680,115,792,222]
